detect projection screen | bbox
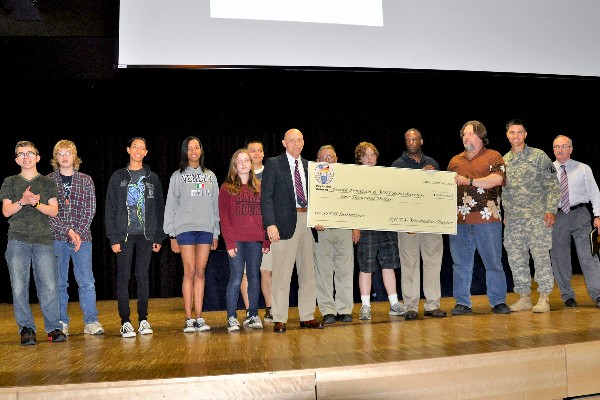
[118,0,600,77]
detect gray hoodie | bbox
[163,166,220,239]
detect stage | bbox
[1,275,600,399]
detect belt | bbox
[296,207,307,212]
[570,203,587,211]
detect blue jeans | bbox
[449,222,507,307]
[5,240,61,333]
[54,241,99,324]
[226,241,263,318]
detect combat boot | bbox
[532,293,550,313]
[509,293,532,312]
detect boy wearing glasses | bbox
[47,140,104,336]
[0,141,67,345]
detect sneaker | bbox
[492,303,511,314]
[20,327,36,346]
[248,315,263,329]
[138,320,153,335]
[183,318,196,333]
[47,329,67,343]
[359,305,371,320]
[243,309,251,326]
[59,320,69,336]
[263,308,274,323]
[84,321,104,335]
[227,316,240,332]
[196,317,211,332]
[389,302,406,316]
[451,304,473,315]
[120,322,136,338]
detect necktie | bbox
[294,159,307,207]
[560,165,570,214]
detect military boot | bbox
[509,293,532,312]
[532,293,550,313]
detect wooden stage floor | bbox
[1,275,600,399]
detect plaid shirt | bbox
[47,171,96,243]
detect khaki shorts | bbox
[259,248,273,272]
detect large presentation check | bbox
[307,162,457,234]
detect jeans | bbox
[54,241,99,324]
[115,235,152,324]
[6,240,61,333]
[449,222,507,307]
[226,241,263,318]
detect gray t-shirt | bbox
[0,173,58,244]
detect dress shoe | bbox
[492,303,511,314]
[273,322,286,333]
[424,308,447,318]
[299,319,324,329]
[336,314,353,323]
[564,298,577,308]
[404,310,418,321]
[451,304,472,315]
[322,314,337,324]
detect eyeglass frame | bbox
[16,151,38,158]
[552,144,572,149]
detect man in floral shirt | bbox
[447,120,511,315]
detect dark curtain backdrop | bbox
[2,66,599,309]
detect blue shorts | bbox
[176,231,213,245]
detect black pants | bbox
[116,235,153,325]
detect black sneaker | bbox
[20,327,36,346]
[47,329,67,343]
[492,303,511,314]
[322,314,337,324]
[451,304,473,315]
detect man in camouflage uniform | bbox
[503,119,560,313]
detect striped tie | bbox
[294,159,307,207]
[560,165,570,214]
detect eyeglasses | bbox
[16,151,38,158]
[57,151,73,157]
[361,153,377,159]
[236,159,250,164]
[319,155,335,161]
[405,138,419,143]
[553,144,572,149]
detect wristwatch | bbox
[17,200,24,207]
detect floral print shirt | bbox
[447,147,505,224]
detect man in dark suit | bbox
[260,128,324,333]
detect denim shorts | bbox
[356,230,400,273]
[176,231,213,245]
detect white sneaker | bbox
[243,310,251,326]
[59,320,69,336]
[196,317,210,332]
[227,316,240,332]
[359,305,371,320]
[138,320,153,335]
[389,302,406,316]
[120,322,136,338]
[183,318,196,333]
[84,321,104,335]
[248,315,263,329]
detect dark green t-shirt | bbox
[0,174,58,244]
